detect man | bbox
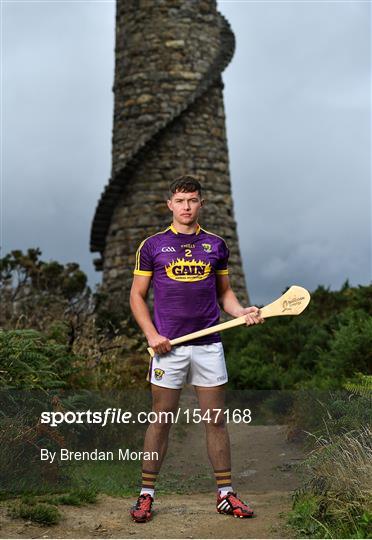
[129,175,264,522]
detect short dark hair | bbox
[169,175,202,198]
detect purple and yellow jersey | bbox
[133,223,229,346]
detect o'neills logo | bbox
[282,296,305,312]
[165,258,211,282]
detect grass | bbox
[288,419,371,538]
[288,493,372,539]
[9,502,61,526]
[288,493,332,538]
[40,487,98,506]
[7,487,98,526]
[64,459,142,497]
[0,454,144,501]
[67,457,212,496]
[4,457,214,530]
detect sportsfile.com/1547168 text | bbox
[40,408,252,427]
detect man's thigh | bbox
[151,383,182,413]
[193,384,226,419]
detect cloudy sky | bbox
[3,0,371,305]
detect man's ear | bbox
[167,199,173,211]
[200,198,205,207]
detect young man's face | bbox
[167,190,204,226]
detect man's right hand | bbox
[147,334,172,355]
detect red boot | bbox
[130,493,154,522]
[217,491,254,518]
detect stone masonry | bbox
[90,0,250,315]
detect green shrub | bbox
[0,328,80,389]
[288,493,329,538]
[0,248,91,332]
[289,385,371,539]
[9,502,61,525]
[223,283,371,390]
[44,487,97,506]
[73,487,98,504]
[290,376,372,440]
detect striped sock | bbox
[140,469,158,498]
[214,469,233,496]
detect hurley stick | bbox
[147,285,311,358]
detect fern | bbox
[344,374,372,399]
[0,329,80,390]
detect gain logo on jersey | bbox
[154,368,165,380]
[202,243,212,253]
[165,258,211,282]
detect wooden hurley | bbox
[147,285,311,358]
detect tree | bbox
[0,248,92,350]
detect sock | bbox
[218,486,233,497]
[140,469,158,499]
[214,469,233,496]
[140,487,155,498]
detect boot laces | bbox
[136,494,152,511]
[227,492,250,510]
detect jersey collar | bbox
[170,223,201,235]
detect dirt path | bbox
[0,391,304,539]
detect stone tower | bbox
[91,0,249,313]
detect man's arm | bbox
[130,275,172,354]
[216,274,264,325]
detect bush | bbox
[290,376,372,440]
[223,283,372,390]
[0,409,68,496]
[0,329,80,390]
[9,502,61,525]
[43,487,98,506]
[288,378,372,538]
[289,426,371,538]
[0,248,91,334]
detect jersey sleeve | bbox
[133,238,153,276]
[215,240,229,275]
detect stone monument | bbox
[91,0,250,316]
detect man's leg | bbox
[193,384,232,492]
[142,384,182,477]
[194,384,254,518]
[130,384,181,522]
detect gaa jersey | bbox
[133,223,229,346]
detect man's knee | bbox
[203,409,226,429]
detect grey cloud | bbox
[4,1,370,306]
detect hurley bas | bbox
[40,448,159,463]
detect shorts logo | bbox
[217,375,227,381]
[161,246,176,252]
[154,368,165,380]
[202,243,212,253]
[165,258,211,282]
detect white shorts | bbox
[148,342,228,389]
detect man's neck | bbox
[172,220,199,235]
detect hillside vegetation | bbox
[1,249,370,537]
